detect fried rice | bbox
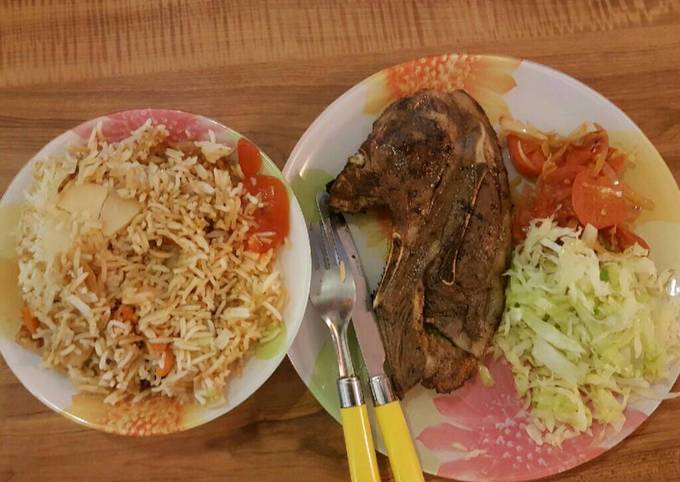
[16,120,286,405]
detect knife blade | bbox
[332,213,386,380]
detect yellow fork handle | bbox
[340,404,381,482]
[375,400,425,482]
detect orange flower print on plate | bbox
[67,392,203,435]
[364,54,521,122]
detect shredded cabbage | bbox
[495,218,680,446]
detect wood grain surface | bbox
[2,1,680,481]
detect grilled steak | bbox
[328,89,512,396]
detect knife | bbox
[333,213,425,482]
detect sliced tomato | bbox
[563,145,593,166]
[246,236,268,253]
[572,170,630,228]
[512,205,534,241]
[537,181,572,206]
[615,224,650,250]
[237,138,262,178]
[606,148,626,173]
[540,162,583,186]
[507,134,547,177]
[587,128,608,157]
[245,175,290,252]
[571,129,608,167]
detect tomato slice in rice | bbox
[237,138,263,178]
[245,175,290,252]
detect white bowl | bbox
[0,109,311,435]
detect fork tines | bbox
[314,192,341,270]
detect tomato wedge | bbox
[237,137,290,253]
[507,121,650,251]
[237,138,262,178]
[512,205,534,241]
[507,134,547,177]
[245,175,290,252]
[571,170,629,228]
[564,130,608,167]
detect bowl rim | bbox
[0,107,311,434]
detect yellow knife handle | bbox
[370,375,424,482]
[374,401,424,482]
[340,404,381,482]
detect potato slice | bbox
[100,191,142,236]
[196,140,233,163]
[57,182,108,218]
[41,214,71,259]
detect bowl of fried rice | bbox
[0,109,311,435]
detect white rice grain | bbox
[16,122,287,407]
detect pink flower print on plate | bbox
[73,109,210,142]
[416,356,647,481]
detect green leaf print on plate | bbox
[254,323,287,360]
[289,168,387,415]
[309,326,366,421]
[289,169,334,223]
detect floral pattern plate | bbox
[0,109,311,435]
[284,55,680,480]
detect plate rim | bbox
[283,53,679,480]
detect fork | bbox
[308,192,381,482]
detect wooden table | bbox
[1,1,680,481]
